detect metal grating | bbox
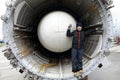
[25,0,46,8]
[16,3,33,27]
[84,35,100,57]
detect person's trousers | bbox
[71,48,83,72]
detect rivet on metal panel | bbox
[5,1,13,7]
[1,15,8,23]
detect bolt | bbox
[1,15,8,22]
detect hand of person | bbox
[68,24,72,29]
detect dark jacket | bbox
[67,29,94,49]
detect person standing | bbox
[66,22,95,76]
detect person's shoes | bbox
[73,72,78,77]
[79,70,83,74]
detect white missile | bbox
[38,11,76,53]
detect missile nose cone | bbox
[37,11,76,53]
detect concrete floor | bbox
[88,45,120,80]
[0,46,24,80]
[0,45,120,80]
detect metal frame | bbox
[1,0,113,80]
